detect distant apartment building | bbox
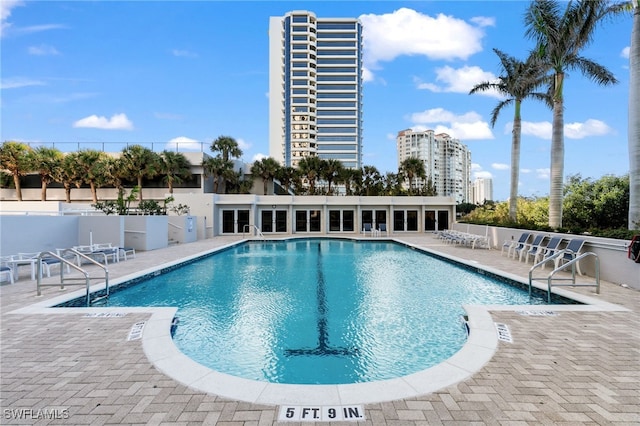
[472,178,493,204]
[269,11,363,169]
[396,129,471,203]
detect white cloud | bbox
[564,119,613,139]
[72,113,133,130]
[165,136,201,151]
[515,119,613,140]
[171,49,198,58]
[474,170,493,179]
[621,46,630,59]
[1,77,45,89]
[536,168,550,179]
[409,108,494,140]
[416,65,501,98]
[252,153,267,162]
[236,138,251,151]
[359,8,486,71]
[492,163,509,170]
[521,168,531,174]
[28,44,59,55]
[470,16,496,27]
[517,121,552,139]
[0,0,23,37]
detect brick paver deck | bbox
[1,235,638,425]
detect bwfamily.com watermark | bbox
[3,408,70,421]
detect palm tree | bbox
[297,156,322,194]
[31,146,64,201]
[120,145,161,201]
[160,151,192,194]
[470,48,550,222]
[251,157,281,195]
[341,167,362,196]
[320,159,344,195]
[630,1,640,230]
[275,166,299,194]
[0,141,33,201]
[210,136,243,162]
[54,152,82,203]
[525,0,622,229]
[75,150,109,203]
[202,156,233,194]
[399,157,426,195]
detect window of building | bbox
[317,23,356,30]
[221,209,250,234]
[329,210,354,232]
[261,210,288,233]
[295,210,321,232]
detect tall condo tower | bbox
[396,129,472,203]
[269,11,363,169]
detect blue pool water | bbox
[75,239,570,384]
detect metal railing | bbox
[36,249,109,307]
[242,224,264,239]
[528,250,600,303]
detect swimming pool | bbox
[64,238,576,385]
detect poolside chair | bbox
[556,238,586,275]
[502,232,531,258]
[537,236,564,267]
[377,223,388,237]
[517,234,545,262]
[119,246,136,261]
[523,235,549,264]
[362,223,373,237]
[92,243,120,263]
[0,256,15,284]
[18,252,63,278]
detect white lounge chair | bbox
[0,256,15,284]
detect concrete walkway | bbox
[1,234,638,425]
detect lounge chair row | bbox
[0,244,135,283]
[437,230,491,249]
[502,232,586,273]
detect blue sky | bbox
[0,0,633,201]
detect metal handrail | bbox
[36,249,109,307]
[529,250,600,303]
[242,224,264,239]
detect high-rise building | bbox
[472,178,493,204]
[396,129,471,203]
[269,11,363,169]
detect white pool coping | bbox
[9,239,630,406]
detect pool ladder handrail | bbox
[242,224,264,239]
[36,249,109,307]
[528,249,600,303]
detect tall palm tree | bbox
[31,146,64,201]
[160,151,192,194]
[341,167,362,196]
[630,1,640,230]
[54,152,81,203]
[470,48,550,222]
[210,136,243,162]
[120,145,161,201]
[525,0,622,229]
[75,150,109,203]
[399,157,426,195]
[251,157,280,195]
[202,157,233,194]
[297,156,322,194]
[0,141,33,201]
[320,159,344,195]
[275,166,299,194]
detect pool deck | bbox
[1,234,638,425]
